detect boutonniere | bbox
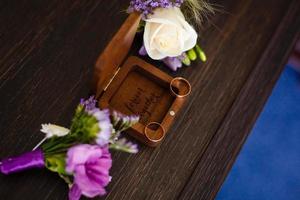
[128,0,214,71]
[0,97,139,200]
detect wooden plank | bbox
[178,0,300,199]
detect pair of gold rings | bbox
[144,77,191,142]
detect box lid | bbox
[92,12,141,98]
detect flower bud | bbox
[195,45,207,62]
[187,49,197,61]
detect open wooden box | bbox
[92,13,191,147]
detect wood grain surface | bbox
[0,0,299,200]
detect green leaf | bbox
[45,154,68,176]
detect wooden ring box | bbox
[92,13,191,147]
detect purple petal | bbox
[139,45,148,56]
[69,184,82,200]
[66,145,102,173]
[86,108,112,146]
[80,96,97,111]
[74,165,107,198]
[163,57,182,71]
[66,145,112,198]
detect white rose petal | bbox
[144,7,198,60]
[40,124,69,138]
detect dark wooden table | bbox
[0,0,299,199]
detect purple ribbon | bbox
[0,148,45,175]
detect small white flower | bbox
[40,124,69,138]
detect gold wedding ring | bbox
[144,122,165,142]
[170,77,191,98]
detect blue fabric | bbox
[216,66,300,200]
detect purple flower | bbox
[87,108,112,147]
[110,138,139,154]
[163,57,183,71]
[80,96,97,111]
[66,144,112,200]
[128,0,184,17]
[80,96,112,146]
[111,111,139,132]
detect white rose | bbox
[143,7,198,60]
